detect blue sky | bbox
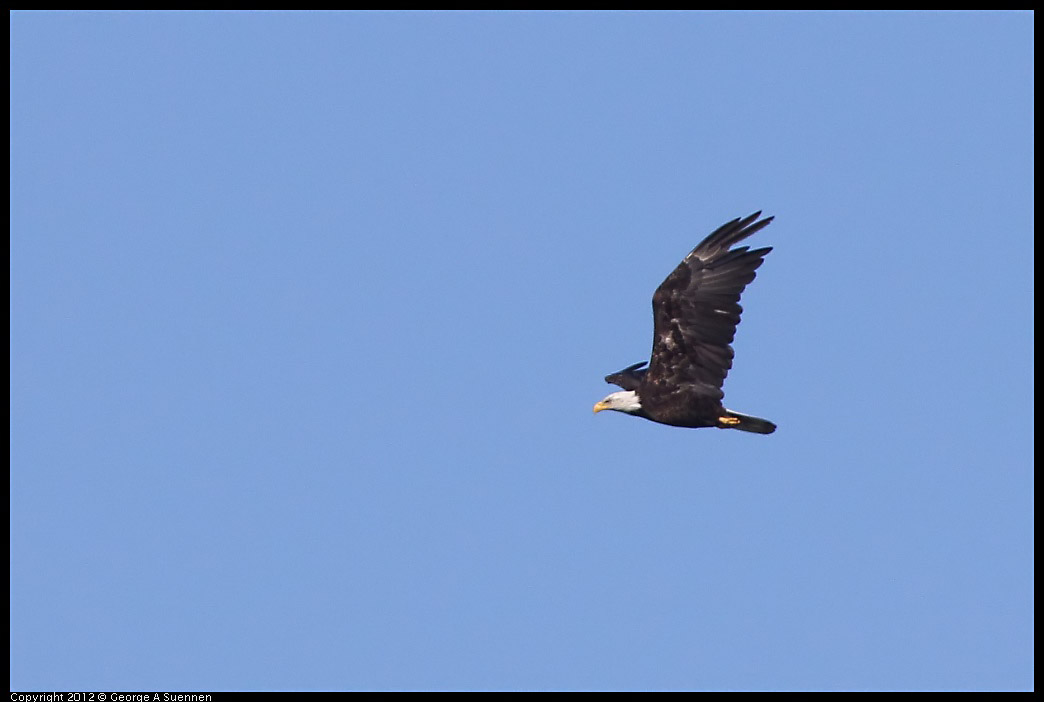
[10,11,1033,692]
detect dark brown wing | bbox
[642,212,774,401]
[604,361,648,390]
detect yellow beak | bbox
[593,401,610,414]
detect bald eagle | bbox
[593,212,777,434]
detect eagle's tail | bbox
[719,409,777,435]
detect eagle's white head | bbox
[593,390,643,415]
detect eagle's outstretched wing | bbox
[642,212,774,400]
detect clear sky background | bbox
[10,11,1033,692]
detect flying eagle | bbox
[593,212,777,434]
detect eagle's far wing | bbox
[604,361,648,390]
[643,212,774,400]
